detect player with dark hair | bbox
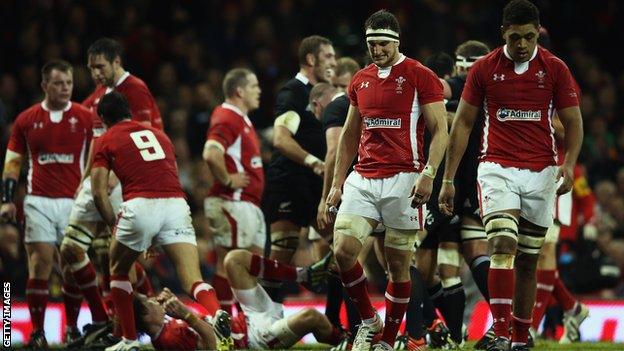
[91,91,232,351]
[1,60,93,349]
[439,1,583,350]
[60,37,163,346]
[424,52,454,79]
[203,67,264,315]
[326,9,448,351]
[263,35,336,296]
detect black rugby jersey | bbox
[267,74,326,182]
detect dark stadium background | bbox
[1,0,624,346]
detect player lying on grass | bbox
[223,249,347,349]
[131,288,230,351]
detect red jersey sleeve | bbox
[552,60,579,110]
[7,115,26,154]
[348,71,361,107]
[415,65,444,105]
[92,134,112,170]
[124,87,157,124]
[207,117,238,149]
[461,59,486,107]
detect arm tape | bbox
[2,178,17,203]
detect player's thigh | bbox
[23,195,65,245]
[155,198,197,247]
[338,171,382,223]
[205,197,264,249]
[378,172,425,230]
[520,166,558,229]
[477,162,522,218]
[114,198,160,252]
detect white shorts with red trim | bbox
[69,177,122,223]
[24,195,73,244]
[233,285,298,349]
[114,197,196,252]
[338,171,425,230]
[204,197,265,249]
[477,162,558,228]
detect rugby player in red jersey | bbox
[439,1,583,350]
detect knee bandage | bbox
[484,214,519,241]
[92,235,111,257]
[270,231,300,252]
[490,253,515,269]
[441,276,462,288]
[544,225,560,244]
[437,247,461,267]
[460,225,487,242]
[270,317,300,349]
[61,224,95,251]
[518,227,546,255]
[384,227,419,251]
[334,214,373,244]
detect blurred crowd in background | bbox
[1,0,623,302]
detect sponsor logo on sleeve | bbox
[495,108,541,121]
[250,156,262,168]
[363,117,402,129]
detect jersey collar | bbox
[331,92,345,101]
[295,72,310,85]
[377,53,405,78]
[116,71,130,86]
[222,102,253,126]
[41,100,72,112]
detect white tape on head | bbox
[366,28,399,43]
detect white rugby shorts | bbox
[114,197,196,252]
[477,161,558,228]
[69,176,122,223]
[338,171,425,230]
[24,195,73,244]
[204,197,266,249]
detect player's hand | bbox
[438,182,456,216]
[156,287,176,303]
[556,164,574,195]
[0,203,17,222]
[411,175,433,208]
[325,186,342,222]
[311,160,325,177]
[144,246,159,260]
[317,201,328,229]
[229,172,250,189]
[163,295,191,319]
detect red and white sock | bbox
[381,281,411,346]
[511,315,532,346]
[488,268,514,338]
[249,254,300,281]
[133,263,154,296]
[110,275,136,340]
[72,257,109,324]
[26,279,49,331]
[62,283,82,328]
[191,281,220,317]
[531,269,556,329]
[552,270,577,313]
[212,274,234,314]
[340,262,375,321]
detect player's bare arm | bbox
[162,295,217,349]
[555,105,583,195]
[317,126,342,228]
[203,140,250,189]
[273,111,324,176]
[0,150,23,221]
[91,166,115,228]
[411,101,449,208]
[438,98,479,215]
[326,104,361,212]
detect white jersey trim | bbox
[227,136,244,201]
[481,97,490,156]
[409,89,420,168]
[548,100,557,164]
[27,148,33,194]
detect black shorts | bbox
[419,207,461,249]
[454,175,481,221]
[263,174,322,228]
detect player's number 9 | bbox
[130,130,166,161]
